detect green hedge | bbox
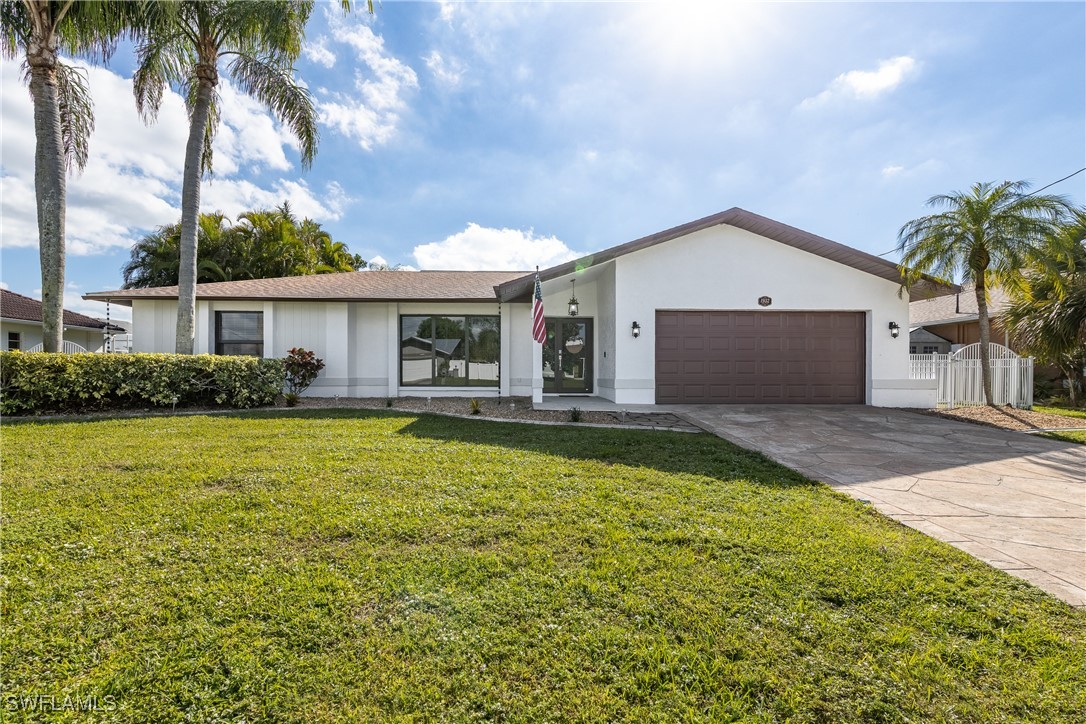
[0,352,284,415]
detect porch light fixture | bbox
[631,321,641,338]
[567,279,579,317]
[889,321,901,339]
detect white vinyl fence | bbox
[909,343,1033,408]
[26,341,89,354]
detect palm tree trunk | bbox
[975,277,995,406]
[175,70,215,354]
[27,33,66,354]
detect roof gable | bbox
[497,208,954,301]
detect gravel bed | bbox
[916,405,1086,431]
[297,396,620,425]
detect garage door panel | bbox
[656,311,865,404]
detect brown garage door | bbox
[655,311,865,404]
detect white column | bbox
[532,333,543,404]
[387,303,399,397]
[324,303,349,393]
[196,301,211,354]
[500,304,511,397]
[262,302,275,358]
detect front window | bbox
[400,315,500,386]
[215,312,263,356]
[7,332,20,351]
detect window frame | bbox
[399,314,500,388]
[7,331,21,351]
[214,311,264,357]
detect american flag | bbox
[532,273,546,344]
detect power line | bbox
[1024,166,1085,196]
[875,167,1086,258]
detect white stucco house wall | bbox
[85,208,946,407]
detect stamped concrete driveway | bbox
[674,405,1086,607]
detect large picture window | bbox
[215,311,263,356]
[400,315,500,387]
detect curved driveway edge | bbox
[674,405,1086,608]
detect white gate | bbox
[26,341,89,353]
[910,343,1033,408]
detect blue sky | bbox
[2,1,1084,322]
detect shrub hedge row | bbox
[0,352,284,415]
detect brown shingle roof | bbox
[84,270,528,306]
[496,207,956,301]
[1,289,119,330]
[910,283,1010,326]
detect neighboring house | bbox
[908,283,1013,353]
[86,208,947,407]
[0,289,123,353]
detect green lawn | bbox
[3,411,1084,722]
[1040,430,1086,444]
[1036,404,1086,420]
[1034,406,1086,444]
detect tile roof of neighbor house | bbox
[1,289,122,330]
[495,207,957,301]
[83,270,530,306]
[909,283,1011,326]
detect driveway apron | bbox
[674,405,1086,608]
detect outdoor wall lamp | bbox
[889,321,901,339]
[567,279,579,317]
[631,321,641,338]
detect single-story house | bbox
[0,289,124,353]
[86,208,948,407]
[909,283,1014,353]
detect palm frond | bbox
[227,52,318,167]
[54,60,93,172]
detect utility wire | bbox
[875,167,1086,258]
[1024,166,1085,196]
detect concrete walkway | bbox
[673,405,1086,607]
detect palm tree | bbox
[1,1,137,351]
[1003,209,1086,406]
[121,212,232,288]
[121,207,363,287]
[132,1,350,354]
[898,180,1070,405]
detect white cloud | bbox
[799,56,918,109]
[1,59,185,254]
[201,179,350,221]
[413,223,582,270]
[304,37,337,68]
[438,0,457,25]
[0,281,9,290]
[1,58,346,256]
[424,50,464,88]
[880,158,942,180]
[318,19,419,150]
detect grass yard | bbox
[3,411,1084,722]
[1039,429,1086,444]
[1034,406,1086,444]
[1035,405,1086,420]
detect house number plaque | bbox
[758,296,772,307]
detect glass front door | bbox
[543,319,593,393]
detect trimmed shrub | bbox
[283,347,326,396]
[0,352,283,415]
